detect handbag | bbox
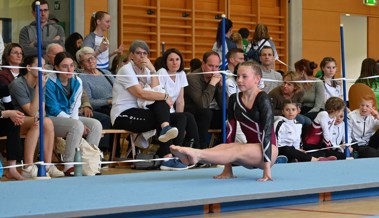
[79,138,101,176]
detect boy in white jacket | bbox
[348,95,379,158]
[275,100,336,162]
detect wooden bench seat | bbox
[101,129,135,161]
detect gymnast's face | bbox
[236,65,260,91]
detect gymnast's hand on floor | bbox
[257,163,273,182]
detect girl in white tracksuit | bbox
[275,101,337,162]
[348,95,379,158]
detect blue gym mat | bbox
[1,158,379,218]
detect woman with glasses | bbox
[76,47,114,116]
[111,40,187,170]
[45,52,102,176]
[0,43,24,85]
[76,47,113,153]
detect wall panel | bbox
[119,0,287,69]
[303,0,379,76]
[84,0,108,36]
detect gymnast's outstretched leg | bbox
[170,143,278,179]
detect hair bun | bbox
[309,61,318,70]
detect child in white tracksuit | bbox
[303,97,346,160]
[348,95,379,158]
[275,100,336,162]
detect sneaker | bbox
[47,165,65,178]
[158,126,178,143]
[160,159,188,171]
[319,156,337,161]
[64,166,75,176]
[22,165,50,178]
[275,155,288,164]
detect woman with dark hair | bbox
[355,58,379,109]
[158,48,200,148]
[9,55,64,178]
[320,57,342,101]
[45,51,102,176]
[212,18,237,59]
[0,43,24,85]
[82,11,124,70]
[65,32,83,64]
[111,40,187,170]
[295,59,325,120]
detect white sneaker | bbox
[22,165,51,178]
[21,165,39,178]
[47,165,65,178]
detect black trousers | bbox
[303,143,346,160]
[113,101,173,157]
[354,130,379,158]
[278,146,312,162]
[0,118,22,161]
[185,107,223,149]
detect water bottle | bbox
[74,147,82,176]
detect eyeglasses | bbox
[40,9,49,13]
[134,51,148,56]
[10,51,23,56]
[81,56,96,64]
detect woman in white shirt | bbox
[158,48,200,148]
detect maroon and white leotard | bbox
[227,91,276,163]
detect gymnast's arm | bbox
[258,92,274,181]
[226,93,237,143]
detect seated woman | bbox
[111,40,186,170]
[158,48,200,148]
[0,43,23,84]
[171,61,279,181]
[295,59,325,120]
[76,46,114,116]
[269,71,311,125]
[320,57,342,101]
[0,83,25,180]
[45,52,102,176]
[9,55,64,178]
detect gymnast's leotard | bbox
[227,91,276,163]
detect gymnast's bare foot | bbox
[170,145,199,165]
[213,164,236,179]
[5,168,25,180]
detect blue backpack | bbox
[245,39,268,63]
